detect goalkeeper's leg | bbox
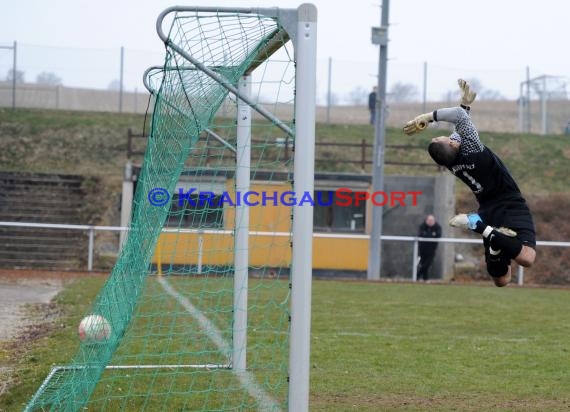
[484,238,513,287]
[450,212,536,267]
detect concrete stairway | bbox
[0,172,88,269]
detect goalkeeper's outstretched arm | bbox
[402,78,477,136]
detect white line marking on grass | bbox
[157,277,281,412]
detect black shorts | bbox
[479,196,536,265]
[479,196,536,247]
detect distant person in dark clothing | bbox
[368,86,377,125]
[417,214,442,281]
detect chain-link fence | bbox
[1,42,569,133]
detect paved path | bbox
[0,281,62,341]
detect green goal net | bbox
[26,5,317,412]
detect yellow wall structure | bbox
[312,235,368,270]
[224,180,293,233]
[152,179,370,272]
[154,231,292,267]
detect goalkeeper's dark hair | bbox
[428,141,457,167]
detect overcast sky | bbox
[1,0,569,102]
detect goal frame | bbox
[155,5,317,409]
[26,5,317,412]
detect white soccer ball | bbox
[78,314,111,344]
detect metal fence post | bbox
[517,265,524,286]
[197,235,203,274]
[412,238,418,281]
[361,138,366,171]
[88,226,94,271]
[12,41,16,109]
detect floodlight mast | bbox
[368,0,390,280]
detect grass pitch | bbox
[1,276,569,411]
[310,280,570,411]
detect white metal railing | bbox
[1,221,569,286]
[399,236,570,286]
[0,221,128,271]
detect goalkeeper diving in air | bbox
[403,79,536,287]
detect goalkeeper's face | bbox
[431,136,460,150]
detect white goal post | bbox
[154,4,318,412]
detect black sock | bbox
[488,232,522,259]
[487,257,509,278]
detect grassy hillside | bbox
[0,109,146,180]
[1,107,568,194]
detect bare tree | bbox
[442,78,505,102]
[388,82,418,102]
[6,69,25,83]
[478,89,506,101]
[466,78,505,100]
[347,86,368,105]
[36,72,63,86]
[323,91,339,106]
[530,77,568,100]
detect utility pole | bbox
[119,46,124,113]
[367,0,389,280]
[326,57,332,124]
[0,42,17,109]
[422,61,427,113]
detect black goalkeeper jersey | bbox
[435,107,522,206]
[449,146,521,205]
